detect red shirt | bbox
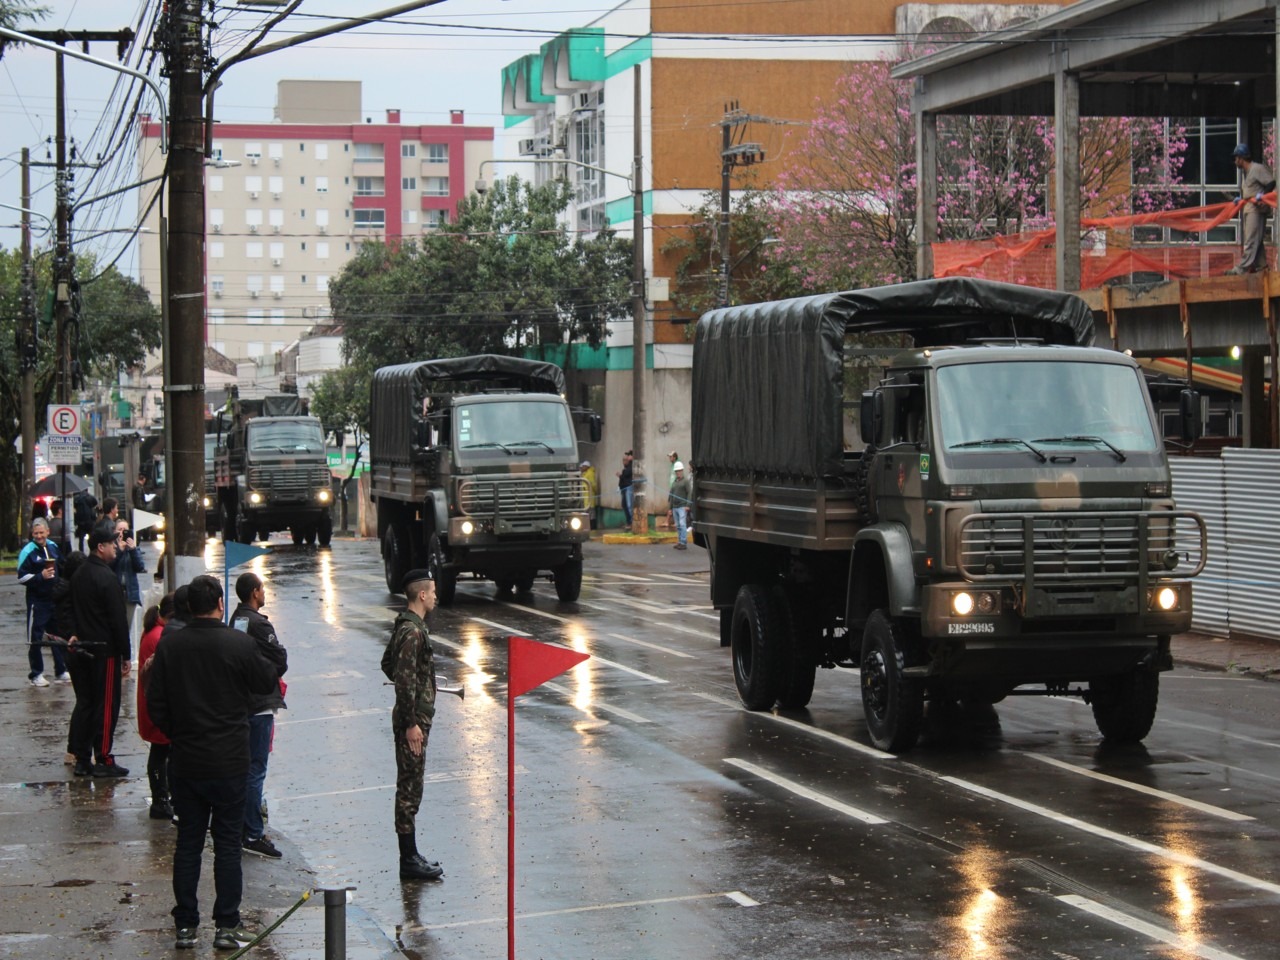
[136,620,169,744]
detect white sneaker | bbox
[55,672,72,683]
[28,674,49,687]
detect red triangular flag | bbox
[508,636,589,698]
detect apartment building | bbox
[136,80,493,364]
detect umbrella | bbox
[30,472,92,499]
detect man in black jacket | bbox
[68,520,132,777]
[230,572,287,859]
[146,575,279,951]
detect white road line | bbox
[577,654,669,684]
[495,602,574,625]
[579,601,719,640]
[1033,696,1280,750]
[694,691,892,760]
[285,670,366,682]
[283,771,481,801]
[591,589,721,621]
[1028,754,1254,822]
[1057,894,1248,960]
[608,632,696,658]
[650,573,705,584]
[541,680,652,724]
[277,707,387,726]
[606,572,653,582]
[942,775,1280,897]
[469,615,525,635]
[725,758,888,825]
[417,890,757,931]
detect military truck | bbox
[692,278,1207,752]
[369,355,598,604]
[214,390,333,545]
[202,427,221,536]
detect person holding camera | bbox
[113,519,147,644]
[17,517,66,686]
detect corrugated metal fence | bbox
[1170,449,1280,640]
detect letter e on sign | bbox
[47,405,80,437]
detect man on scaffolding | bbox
[1227,143,1276,275]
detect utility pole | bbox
[717,103,765,308]
[52,51,74,529]
[630,64,647,534]
[162,0,210,586]
[18,148,36,542]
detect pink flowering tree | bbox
[769,58,1186,291]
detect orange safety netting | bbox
[932,194,1278,289]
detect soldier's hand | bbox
[121,658,132,677]
[406,724,424,757]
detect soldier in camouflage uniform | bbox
[390,569,444,881]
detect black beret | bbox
[402,568,432,593]
[89,519,118,549]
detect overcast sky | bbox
[0,0,613,269]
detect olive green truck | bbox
[692,278,1207,752]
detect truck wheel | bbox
[290,527,303,546]
[236,515,256,545]
[222,505,237,543]
[731,584,783,711]
[1090,669,1159,743]
[494,578,514,596]
[317,515,333,547]
[553,557,582,602]
[428,532,457,605]
[719,609,732,648]
[383,523,410,594]
[515,575,536,594]
[860,610,923,752]
[775,589,817,710]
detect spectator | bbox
[580,460,600,530]
[113,519,147,643]
[146,574,278,951]
[48,500,66,549]
[68,520,131,778]
[17,517,66,687]
[615,450,634,528]
[138,595,174,821]
[73,489,98,552]
[161,585,191,642]
[1228,143,1276,275]
[666,461,693,551]
[230,572,288,860]
[51,551,87,764]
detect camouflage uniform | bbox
[390,609,436,835]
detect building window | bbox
[246,241,263,259]
[353,209,386,229]
[209,241,224,259]
[316,275,330,293]
[315,209,329,229]
[316,241,330,259]
[246,209,264,229]
[209,175,223,193]
[247,276,263,296]
[270,275,285,295]
[268,143,283,162]
[270,312,285,326]
[210,143,223,162]
[402,176,417,191]
[268,176,283,195]
[316,144,329,161]
[246,176,263,194]
[248,310,264,326]
[401,143,416,158]
[209,209,224,230]
[210,275,224,296]
[269,242,284,260]
[245,142,262,160]
[209,308,225,325]
[316,176,329,193]
[355,176,385,197]
[423,176,449,197]
[248,341,264,357]
[212,339,225,354]
[354,143,384,161]
[425,209,449,228]
[269,209,284,229]
[426,143,448,163]
[403,209,417,224]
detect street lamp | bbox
[475,157,634,195]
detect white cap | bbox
[673,461,685,471]
[580,460,590,468]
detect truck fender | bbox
[424,489,449,538]
[847,524,918,630]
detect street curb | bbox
[600,532,679,545]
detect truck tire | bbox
[383,523,410,594]
[222,502,237,543]
[291,527,303,545]
[553,557,582,602]
[494,578,514,596]
[1090,668,1159,743]
[317,514,333,547]
[775,588,817,710]
[428,532,457,605]
[860,610,923,753]
[731,584,784,711]
[236,515,256,545]
[515,575,536,593]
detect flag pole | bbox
[508,688,516,960]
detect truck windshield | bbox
[247,421,324,454]
[456,400,575,453]
[204,435,217,460]
[936,360,1159,454]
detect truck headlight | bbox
[569,516,583,532]
[952,592,974,616]
[202,495,211,509]
[318,489,331,503]
[249,491,263,505]
[951,590,998,616]
[1149,586,1180,611]
[460,519,474,536]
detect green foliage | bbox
[0,1,49,30]
[309,365,371,440]
[660,186,803,318]
[331,177,631,372]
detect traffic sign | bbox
[46,434,82,465]
[46,405,80,437]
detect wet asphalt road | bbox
[231,535,1280,960]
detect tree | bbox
[309,365,370,442]
[769,57,1185,292]
[331,177,632,373]
[0,1,48,31]
[0,248,160,549]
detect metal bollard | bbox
[323,886,355,960]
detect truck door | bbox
[874,376,930,565]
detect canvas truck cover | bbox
[370,354,567,465]
[692,278,1096,481]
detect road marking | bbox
[725,758,888,825]
[591,589,720,621]
[283,770,483,801]
[415,890,758,931]
[578,601,719,640]
[542,680,652,724]
[607,632,696,658]
[277,707,387,726]
[1057,894,1248,960]
[606,572,652,582]
[694,691,892,760]
[942,775,1280,897]
[1028,754,1254,821]
[469,615,524,635]
[495,602,574,625]
[651,573,705,584]
[285,670,366,682]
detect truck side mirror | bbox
[1178,388,1202,442]
[860,391,882,445]
[589,414,602,444]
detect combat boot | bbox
[400,855,444,881]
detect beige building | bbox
[136,80,493,365]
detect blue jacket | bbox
[17,540,59,605]
[112,544,147,605]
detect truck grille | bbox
[247,465,330,496]
[956,510,1206,582]
[458,477,588,518]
